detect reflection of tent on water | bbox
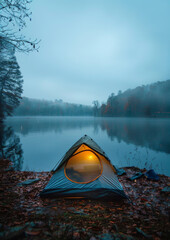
[40,135,128,200]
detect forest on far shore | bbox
[97,79,170,118]
[14,98,93,116]
[14,80,170,117]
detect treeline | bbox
[14,97,93,116]
[98,80,170,117]
[13,80,170,117]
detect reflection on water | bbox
[100,118,170,154]
[2,116,170,176]
[0,123,23,170]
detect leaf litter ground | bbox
[0,159,169,240]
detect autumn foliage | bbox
[99,80,170,118]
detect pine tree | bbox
[0,41,23,119]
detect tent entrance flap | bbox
[64,149,102,184]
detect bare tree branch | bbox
[0,0,40,52]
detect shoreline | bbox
[0,159,169,239]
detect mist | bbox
[16,0,170,105]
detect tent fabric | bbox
[54,135,111,171]
[40,135,128,200]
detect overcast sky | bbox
[16,0,170,105]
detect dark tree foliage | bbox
[0,0,39,52]
[0,39,23,119]
[14,97,93,116]
[99,80,170,118]
[0,123,23,170]
[92,100,100,116]
[0,0,38,120]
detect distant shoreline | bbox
[11,115,170,118]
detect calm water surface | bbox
[4,116,170,176]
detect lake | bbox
[3,116,170,176]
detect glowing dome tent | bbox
[40,135,127,200]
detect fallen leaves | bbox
[25,230,40,236]
[0,160,169,239]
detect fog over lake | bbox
[4,116,170,176]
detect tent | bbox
[40,135,127,200]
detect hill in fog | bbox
[14,80,170,117]
[99,80,170,117]
[14,98,93,116]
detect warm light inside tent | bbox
[65,149,102,184]
[88,154,93,159]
